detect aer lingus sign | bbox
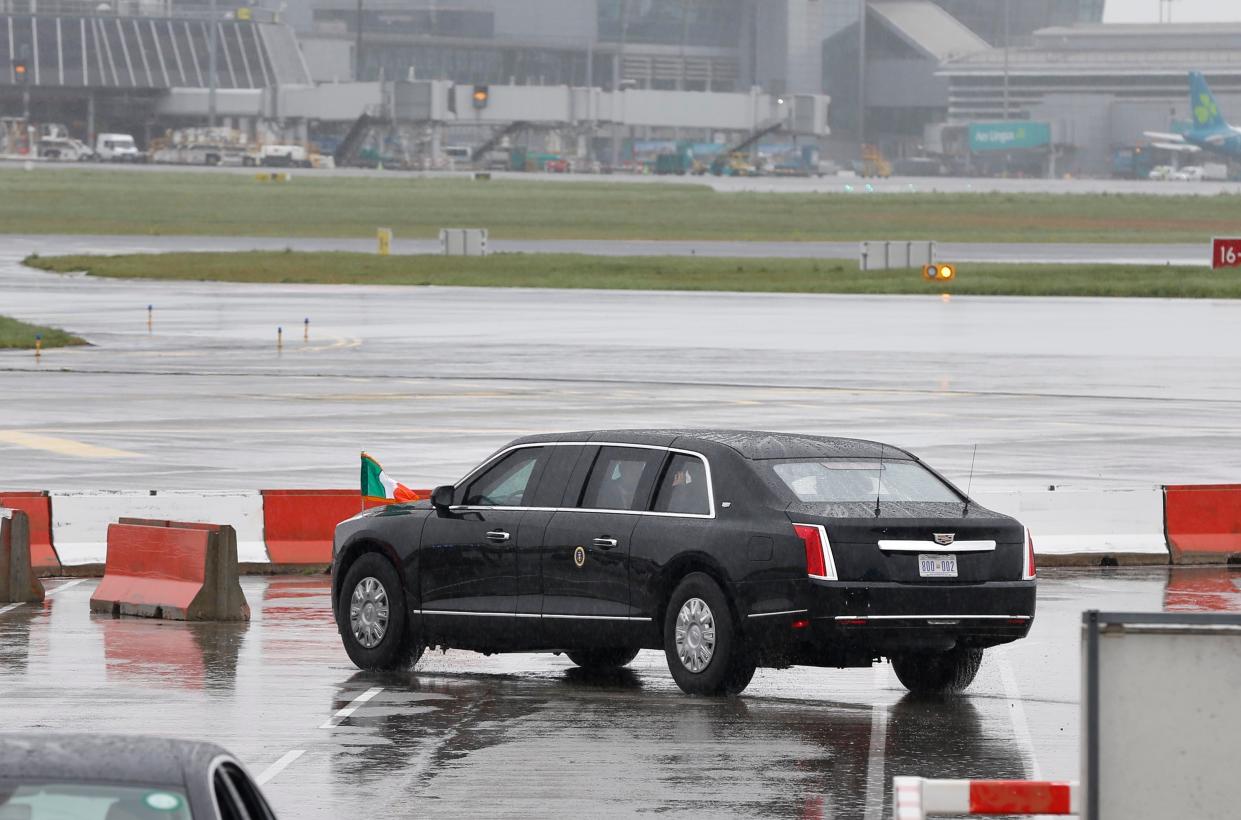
[968,121,1051,152]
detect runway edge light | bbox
[922,263,956,282]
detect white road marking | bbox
[45,579,86,596]
[862,664,891,820]
[255,749,306,785]
[319,686,384,729]
[997,647,1042,780]
[0,430,141,459]
[0,579,86,616]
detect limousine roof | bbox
[507,430,915,461]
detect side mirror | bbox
[431,485,454,510]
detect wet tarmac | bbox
[0,234,1212,265]
[7,159,1241,197]
[2,567,1238,818]
[2,243,1241,493]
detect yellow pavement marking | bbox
[0,431,142,459]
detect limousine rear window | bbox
[580,447,660,511]
[771,459,960,504]
[652,453,710,516]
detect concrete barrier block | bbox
[0,491,61,574]
[1164,484,1241,564]
[51,491,267,569]
[261,489,367,566]
[1,509,46,604]
[90,519,249,621]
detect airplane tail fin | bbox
[1190,71,1227,131]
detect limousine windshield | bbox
[770,459,962,504]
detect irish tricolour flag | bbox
[361,452,419,504]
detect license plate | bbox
[918,554,958,578]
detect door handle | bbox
[592,537,619,549]
[486,530,511,543]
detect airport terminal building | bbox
[0,0,1236,176]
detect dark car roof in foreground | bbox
[0,733,228,785]
[508,429,915,461]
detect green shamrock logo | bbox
[1195,92,1218,125]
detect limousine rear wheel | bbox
[664,573,756,696]
[891,647,984,695]
[337,553,422,671]
[566,647,640,671]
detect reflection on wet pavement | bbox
[2,567,1239,817]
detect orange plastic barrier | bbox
[260,489,429,565]
[0,491,61,574]
[90,519,250,620]
[1,510,45,604]
[1164,484,1241,564]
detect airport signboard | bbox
[968,121,1051,152]
[1212,238,1241,269]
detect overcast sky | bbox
[1105,0,1241,22]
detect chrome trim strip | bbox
[747,608,810,619]
[542,613,652,622]
[415,609,651,622]
[877,540,997,553]
[449,440,717,519]
[832,614,1031,621]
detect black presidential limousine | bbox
[331,430,1036,696]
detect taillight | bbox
[1022,527,1037,580]
[794,523,837,581]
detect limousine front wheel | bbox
[337,553,422,671]
[891,647,984,695]
[664,573,756,696]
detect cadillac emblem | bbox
[933,533,956,546]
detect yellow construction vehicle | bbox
[861,144,892,178]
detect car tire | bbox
[663,573,755,696]
[335,552,421,671]
[891,647,984,695]
[566,646,640,671]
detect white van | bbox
[95,133,144,162]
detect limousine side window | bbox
[652,453,711,515]
[579,446,663,511]
[464,448,545,507]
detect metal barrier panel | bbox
[1083,612,1241,820]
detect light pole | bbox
[1002,0,1010,120]
[208,0,218,127]
[355,0,364,81]
[857,0,866,145]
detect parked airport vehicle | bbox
[243,144,312,168]
[0,733,277,818]
[151,128,248,166]
[37,135,94,161]
[1170,165,1205,181]
[32,124,95,161]
[331,430,1036,696]
[95,132,144,162]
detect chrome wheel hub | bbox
[675,597,716,673]
[350,576,389,649]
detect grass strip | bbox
[0,167,1236,243]
[0,315,86,349]
[23,251,1240,299]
